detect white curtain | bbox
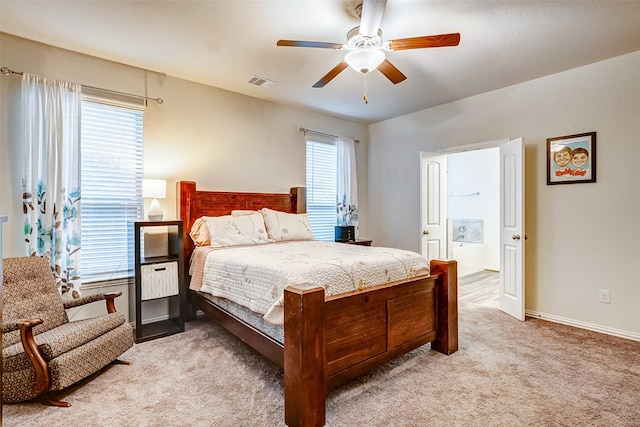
[22,73,82,298]
[336,137,359,234]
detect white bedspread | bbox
[190,240,430,325]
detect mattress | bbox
[190,240,430,325]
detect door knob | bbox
[422,230,430,235]
[512,234,521,240]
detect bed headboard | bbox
[176,181,306,266]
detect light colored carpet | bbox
[3,302,639,427]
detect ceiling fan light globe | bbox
[345,48,385,74]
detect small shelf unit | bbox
[131,220,185,343]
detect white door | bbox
[420,153,447,261]
[499,138,525,320]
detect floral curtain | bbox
[336,137,358,234]
[22,73,82,298]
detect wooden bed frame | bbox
[177,181,458,427]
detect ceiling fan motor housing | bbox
[346,26,383,49]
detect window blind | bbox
[80,97,144,282]
[305,137,337,241]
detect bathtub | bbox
[451,242,486,277]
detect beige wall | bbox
[0,33,369,258]
[368,50,640,339]
[2,32,638,339]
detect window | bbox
[305,136,337,241]
[80,96,144,282]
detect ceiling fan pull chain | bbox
[363,74,369,104]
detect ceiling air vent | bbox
[248,76,275,88]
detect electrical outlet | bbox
[598,289,610,304]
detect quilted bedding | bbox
[190,240,430,325]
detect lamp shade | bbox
[142,179,166,199]
[345,48,385,74]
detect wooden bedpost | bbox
[284,284,326,427]
[177,181,197,263]
[177,181,198,321]
[429,259,458,355]
[290,187,306,213]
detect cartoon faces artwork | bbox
[547,132,596,184]
[552,146,573,176]
[570,148,589,176]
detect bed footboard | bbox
[283,259,457,427]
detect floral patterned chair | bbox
[2,256,134,406]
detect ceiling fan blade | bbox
[377,59,407,84]
[388,33,461,51]
[359,0,387,38]
[313,61,349,88]
[277,40,343,49]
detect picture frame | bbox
[546,132,596,185]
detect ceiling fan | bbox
[276,0,460,101]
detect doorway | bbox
[447,147,500,277]
[448,147,500,308]
[420,138,525,320]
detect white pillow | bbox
[261,208,314,241]
[204,212,270,247]
[231,210,258,216]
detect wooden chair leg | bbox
[39,393,71,407]
[36,359,131,407]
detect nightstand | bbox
[131,221,185,343]
[340,239,372,246]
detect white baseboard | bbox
[525,309,640,342]
[142,314,170,325]
[129,314,171,329]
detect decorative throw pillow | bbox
[261,208,314,241]
[189,218,211,246]
[204,212,270,247]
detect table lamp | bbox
[142,178,166,221]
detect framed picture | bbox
[546,132,596,185]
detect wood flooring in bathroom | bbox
[458,270,500,308]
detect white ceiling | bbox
[2,1,640,124]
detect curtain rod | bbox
[1,66,164,104]
[299,127,359,143]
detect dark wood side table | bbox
[339,239,372,246]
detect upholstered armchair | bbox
[2,256,134,406]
